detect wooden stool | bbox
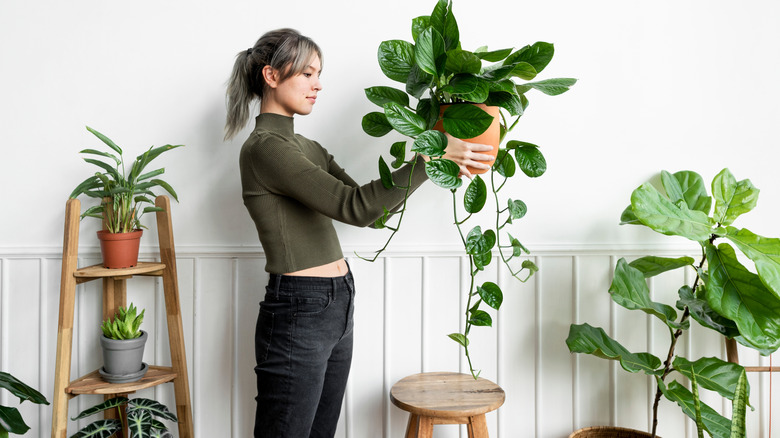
[390,372,505,438]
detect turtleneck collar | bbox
[255,113,295,138]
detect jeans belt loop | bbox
[273,274,282,299]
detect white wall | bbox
[2,0,780,437]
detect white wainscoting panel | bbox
[1,246,778,438]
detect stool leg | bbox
[405,414,418,438]
[467,414,489,438]
[418,416,434,438]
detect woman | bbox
[224,28,492,438]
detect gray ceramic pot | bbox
[100,330,148,383]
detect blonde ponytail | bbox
[224,29,323,141]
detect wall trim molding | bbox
[0,242,700,259]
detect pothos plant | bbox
[359,0,575,378]
[566,168,780,438]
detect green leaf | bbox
[660,380,732,438]
[478,282,503,310]
[127,408,152,438]
[415,27,446,76]
[507,199,527,220]
[485,92,524,117]
[378,156,394,189]
[411,130,447,157]
[0,405,29,435]
[390,142,406,169]
[509,141,546,178]
[469,309,492,327]
[448,332,469,347]
[480,63,518,82]
[628,255,694,278]
[474,47,513,62]
[0,372,48,405]
[712,168,759,226]
[442,75,489,103]
[619,204,641,225]
[630,182,714,242]
[610,258,680,329]
[445,49,482,75]
[509,62,538,80]
[504,42,554,73]
[731,369,748,438]
[520,78,577,96]
[378,39,415,83]
[566,323,662,374]
[416,98,440,130]
[362,112,393,137]
[78,148,121,166]
[68,419,122,438]
[365,86,410,108]
[465,226,496,256]
[705,243,780,353]
[128,398,178,422]
[424,159,462,189]
[86,126,122,155]
[673,356,750,402]
[463,175,487,213]
[508,232,529,256]
[724,226,780,299]
[441,104,494,139]
[492,149,516,177]
[430,0,458,51]
[71,396,129,421]
[406,64,433,100]
[663,170,712,214]
[473,250,492,271]
[677,285,741,338]
[411,16,431,42]
[522,259,539,275]
[384,102,427,137]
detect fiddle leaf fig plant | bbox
[69,126,183,233]
[359,0,576,378]
[567,168,780,437]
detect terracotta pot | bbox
[434,103,501,175]
[569,426,657,438]
[96,229,143,269]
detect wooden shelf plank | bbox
[74,262,166,281]
[66,366,177,395]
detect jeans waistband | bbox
[267,264,353,293]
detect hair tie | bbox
[247,48,253,55]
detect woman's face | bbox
[262,54,323,117]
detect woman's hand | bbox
[441,133,494,178]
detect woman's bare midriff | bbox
[284,258,349,277]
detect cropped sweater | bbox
[239,113,429,274]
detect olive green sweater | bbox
[239,113,429,274]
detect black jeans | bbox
[253,268,355,438]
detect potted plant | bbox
[360,0,576,377]
[69,126,182,268]
[566,168,780,437]
[0,371,49,436]
[99,303,148,383]
[70,396,177,438]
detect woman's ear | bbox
[262,65,279,89]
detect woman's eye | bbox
[303,73,312,78]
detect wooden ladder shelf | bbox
[50,196,193,438]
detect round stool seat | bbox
[390,372,505,438]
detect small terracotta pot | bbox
[434,103,501,175]
[97,229,143,269]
